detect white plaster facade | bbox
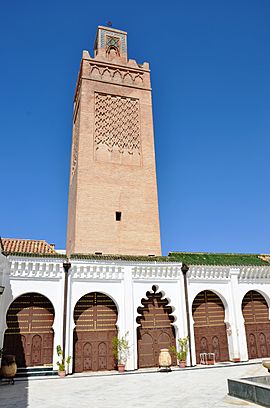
[1,252,270,372]
[188,264,270,364]
[0,254,65,368]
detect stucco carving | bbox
[188,266,230,281]
[9,259,62,280]
[71,101,80,177]
[72,264,124,280]
[239,266,270,282]
[188,265,270,283]
[132,265,181,280]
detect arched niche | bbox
[192,290,229,363]
[136,285,176,368]
[73,292,118,373]
[3,292,55,367]
[242,290,270,359]
[107,45,120,60]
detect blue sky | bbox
[1,0,270,255]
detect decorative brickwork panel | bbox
[94,93,141,165]
[71,102,80,177]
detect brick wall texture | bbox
[66,27,161,256]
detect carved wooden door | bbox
[137,286,176,368]
[138,332,155,367]
[98,342,107,370]
[74,292,118,373]
[31,335,42,365]
[242,291,270,359]
[83,343,92,371]
[138,327,175,368]
[192,290,229,363]
[4,293,54,367]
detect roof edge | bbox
[70,253,179,263]
[5,251,66,259]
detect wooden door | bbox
[192,290,229,363]
[137,286,176,368]
[73,292,118,373]
[3,293,54,367]
[82,343,92,371]
[31,335,42,365]
[242,290,270,359]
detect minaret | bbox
[66,26,161,256]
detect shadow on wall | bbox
[0,255,28,408]
[0,316,28,407]
[3,312,26,368]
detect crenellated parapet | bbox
[132,264,181,280]
[81,54,150,91]
[239,266,270,283]
[188,265,230,282]
[8,256,63,280]
[188,264,270,283]
[70,260,181,281]
[73,25,151,107]
[71,262,124,281]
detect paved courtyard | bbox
[0,363,267,408]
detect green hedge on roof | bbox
[168,252,270,266]
[70,253,178,262]
[5,250,270,266]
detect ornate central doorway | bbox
[73,292,118,373]
[3,293,54,367]
[137,286,176,368]
[242,290,270,359]
[192,290,229,363]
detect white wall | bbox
[65,260,183,372]
[188,265,270,363]
[1,256,270,372]
[0,255,65,369]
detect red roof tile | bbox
[1,238,56,254]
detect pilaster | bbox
[66,264,74,374]
[122,265,136,370]
[228,268,248,361]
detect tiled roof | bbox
[1,238,57,255]
[168,252,270,266]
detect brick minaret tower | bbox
[66,26,161,256]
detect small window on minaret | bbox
[116,211,122,221]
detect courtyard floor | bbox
[0,363,267,408]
